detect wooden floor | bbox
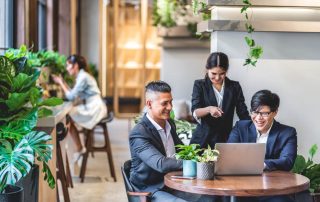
[58,118,131,202]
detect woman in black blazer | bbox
[190,52,250,148]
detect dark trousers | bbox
[152,187,226,202]
[237,195,295,202]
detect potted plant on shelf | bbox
[0,46,62,202]
[196,145,219,180]
[292,144,320,202]
[175,144,201,177]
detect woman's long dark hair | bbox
[206,52,229,71]
[205,52,229,79]
[67,54,89,72]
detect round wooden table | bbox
[165,171,309,202]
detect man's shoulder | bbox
[130,121,149,138]
[275,121,297,134]
[235,120,253,127]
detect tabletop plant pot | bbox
[196,145,219,180]
[197,162,215,180]
[175,144,201,177]
[183,160,197,177]
[0,185,24,202]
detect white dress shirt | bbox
[146,113,176,157]
[256,121,273,169]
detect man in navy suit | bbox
[228,90,297,202]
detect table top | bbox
[164,171,310,197]
[37,102,73,127]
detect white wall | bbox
[161,48,210,100]
[80,0,99,66]
[211,31,320,161]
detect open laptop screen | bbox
[215,143,266,175]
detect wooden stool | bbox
[56,122,71,202]
[79,112,117,182]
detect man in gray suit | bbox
[129,81,206,202]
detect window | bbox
[0,0,14,54]
[38,0,47,50]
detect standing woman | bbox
[53,55,107,161]
[190,52,250,148]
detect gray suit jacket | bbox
[129,114,183,193]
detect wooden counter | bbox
[36,102,73,202]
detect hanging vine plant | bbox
[241,0,263,66]
[191,0,263,66]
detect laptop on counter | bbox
[215,143,266,175]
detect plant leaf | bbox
[42,161,55,189]
[0,139,34,188]
[38,107,53,118]
[309,144,318,161]
[38,97,63,107]
[24,131,53,162]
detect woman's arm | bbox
[191,80,223,120]
[52,75,71,94]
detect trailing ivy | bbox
[241,0,263,66]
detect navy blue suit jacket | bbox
[190,77,250,148]
[228,120,297,171]
[129,114,183,193]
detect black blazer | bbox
[228,120,297,171]
[190,77,250,148]
[129,114,183,193]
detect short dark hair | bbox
[67,54,88,71]
[206,52,229,71]
[145,80,171,94]
[251,90,280,112]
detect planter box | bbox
[158,26,192,38]
[0,185,24,202]
[16,165,39,202]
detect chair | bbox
[121,160,151,202]
[56,122,72,202]
[79,112,117,182]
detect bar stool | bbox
[56,122,72,202]
[79,112,117,182]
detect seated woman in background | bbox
[190,52,250,148]
[53,55,107,162]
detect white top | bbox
[146,113,176,157]
[212,81,225,109]
[65,69,101,101]
[256,121,274,169]
[193,81,225,124]
[256,121,274,144]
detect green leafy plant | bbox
[292,144,320,193]
[0,45,63,193]
[197,145,219,163]
[241,0,263,66]
[175,144,201,161]
[153,0,177,28]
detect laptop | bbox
[214,143,266,175]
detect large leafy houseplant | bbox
[292,144,320,193]
[0,45,63,193]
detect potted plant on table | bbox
[175,144,201,177]
[0,46,62,202]
[292,144,320,202]
[196,145,219,180]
